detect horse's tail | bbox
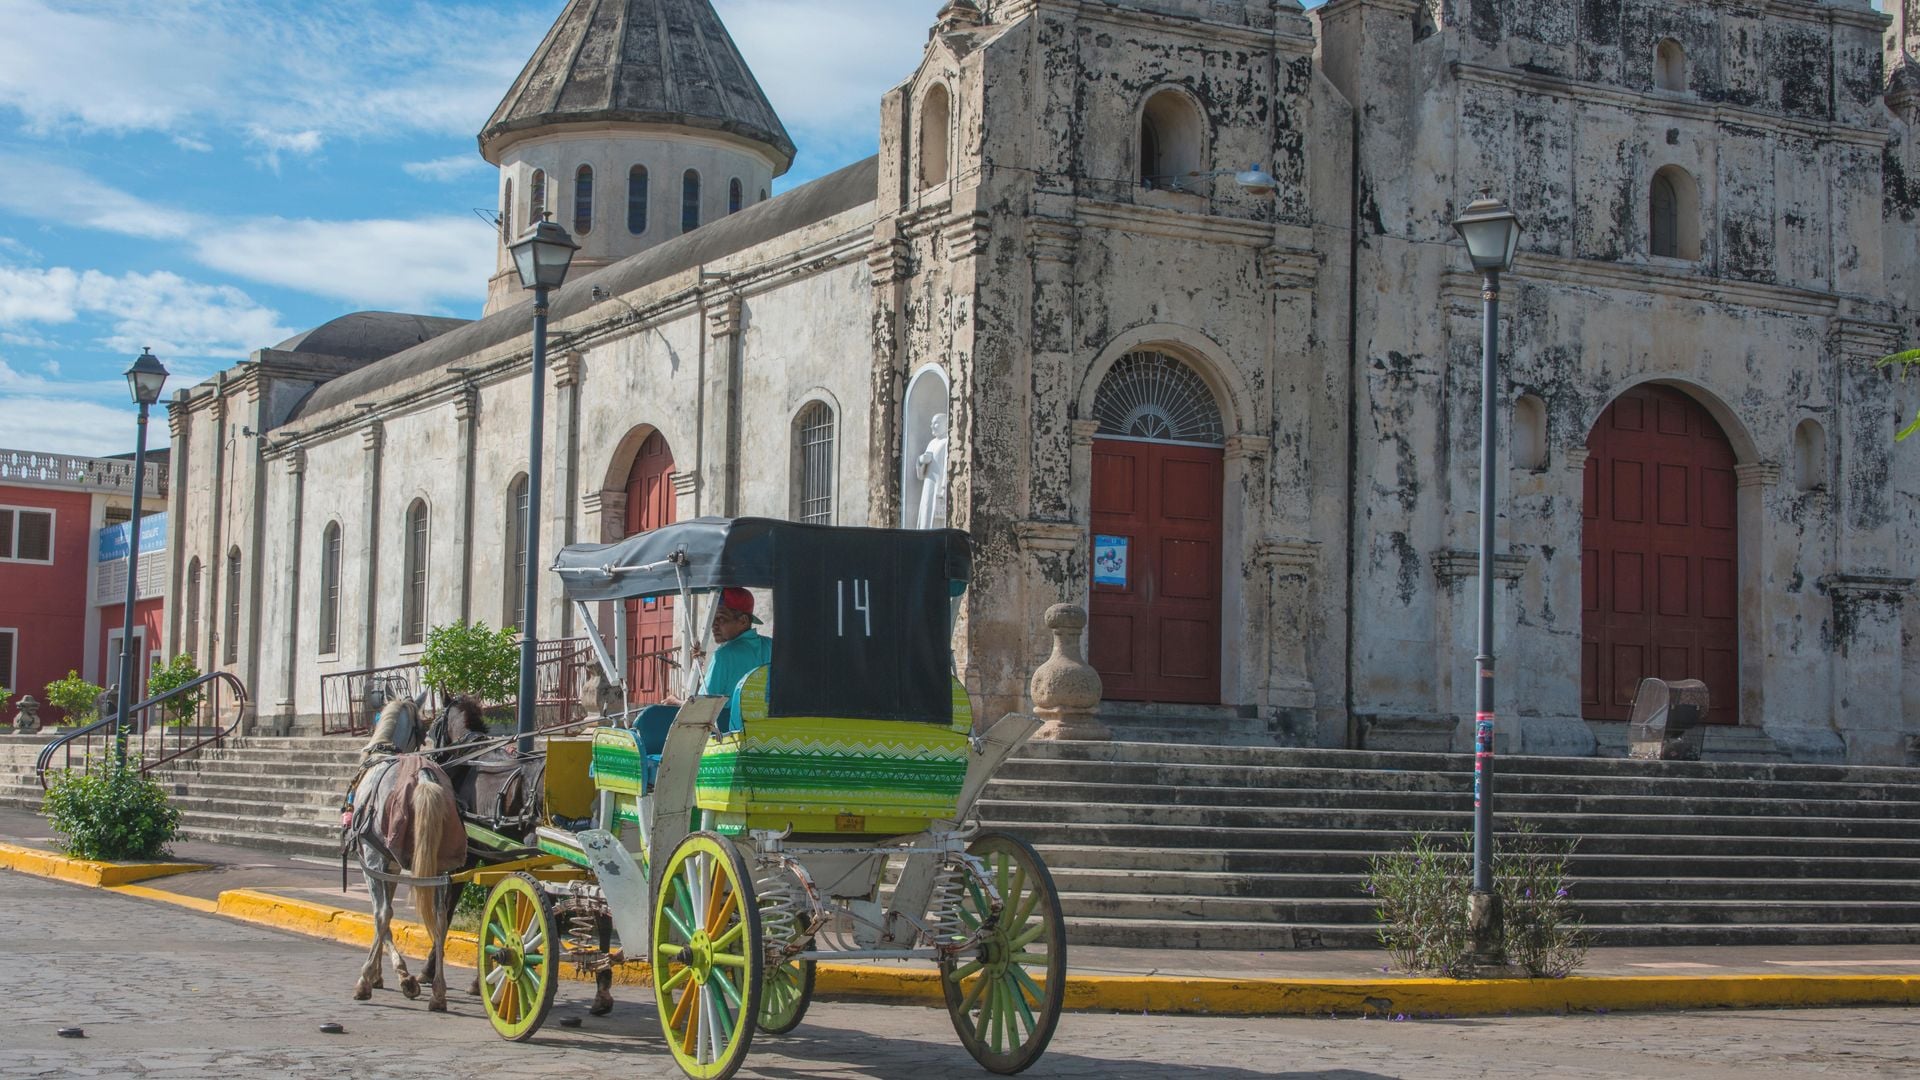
[410,771,457,922]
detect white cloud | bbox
[0,267,293,360]
[0,394,151,457]
[0,161,196,240]
[404,154,488,182]
[197,216,494,312]
[245,125,325,172]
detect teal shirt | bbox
[700,628,773,698]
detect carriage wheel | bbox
[938,831,1067,1075]
[757,956,816,1034]
[652,832,763,1080]
[479,871,559,1042]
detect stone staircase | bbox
[980,740,1920,949]
[6,735,1918,954]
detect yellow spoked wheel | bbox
[652,832,763,1080]
[938,832,1067,1075]
[479,871,559,1042]
[757,956,815,1035]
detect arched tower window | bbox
[184,558,202,660]
[402,499,429,645]
[728,178,744,215]
[1793,419,1828,491]
[628,165,649,234]
[529,169,546,223]
[920,83,952,189]
[682,169,702,234]
[793,401,836,525]
[223,547,241,666]
[1139,89,1205,191]
[1655,39,1688,92]
[1650,165,1701,260]
[573,165,594,236]
[319,522,342,655]
[505,474,530,631]
[759,188,769,203]
[501,179,514,242]
[1513,394,1549,471]
[1093,351,1225,445]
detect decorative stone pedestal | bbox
[1029,604,1110,741]
[12,695,40,735]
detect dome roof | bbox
[274,311,471,363]
[479,0,795,172]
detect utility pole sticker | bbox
[1474,714,1494,808]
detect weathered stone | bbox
[1030,604,1109,741]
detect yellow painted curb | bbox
[107,882,219,914]
[0,840,207,888]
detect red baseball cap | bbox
[719,587,763,625]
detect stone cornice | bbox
[1819,573,1915,604]
[1015,519,1084,553]
[1432,549,1529,582]
[551,349,585,389]
[867,236,913,282]
[361,421,384,453]
[1029,218,1079,265]
[1258,536,1320,571]
[1037,0,1315,52]
[1441,256,1848,320]
[1224,434,1272,461]
[452,383,479,423]
[1735,462,1782,489]
[943,210,993,259]
[1069,418,1102,445]
[1829,316,1905,363]
[1262,246,1317,292]
[706,295,744,339]
[1450,60,1889,149]
[670,471,700,498]
[1563,447,1592,475]
[1075,199,1274,249]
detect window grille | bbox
[224,548,241,665]
[505,475,529,632]
[795,402,836,525]
[0,629,15,693]
[574,165,594,236]
[0,507,54,561]
[530,169,546,222]
[682,169,701,233]
[319,523,341,654]
[1092,351,1224,445]
[403,501,429,645]
[628,165,649,234]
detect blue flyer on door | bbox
[1093,535,1129,586]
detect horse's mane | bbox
[363,698,419,758]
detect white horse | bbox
[347,697,465,1011]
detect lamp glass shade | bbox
[508,217,580,290]
[1235,163,1278,196]
[125,349,170,406]
[1452,196,1522,273]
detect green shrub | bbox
[1365,827,1588,979]
[43,671,106,727]
[421,621,520,704]
[146,654,205,728]
[1882,350,1919,441]
[42,761,181,861]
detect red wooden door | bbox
[1581,385,1739,723]
[625,432,676,705]
[1088,438,1223,704]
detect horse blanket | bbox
[348,755,467,875]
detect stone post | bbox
[13,696,40,735]
[1029,604,1109,741]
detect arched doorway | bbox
[1581,384,1739,723]
[625,431,676,704]
[1087,351,1226,704]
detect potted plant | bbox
[421,621,521,732]
[147,654,209,733]
[43,671,106,731]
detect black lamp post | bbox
[506,213,578,753]
[1451,194,1520,963]
[116,347,170,767]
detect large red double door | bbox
[625,432,676,705]
[1581,385,1740,723]
[1088,438,1224,704]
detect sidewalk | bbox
[4,806,1916,1016]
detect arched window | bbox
[184,558,202,660]
[682,169,701,233]
[1649,165,1700,260]
[728,178,744,215]
[1793,419,1828,491]
[1513,394,1549,471]
[505,474,529,631]
[1092,351,1225,445]
[223,547,241,665]
[1139,89,1204,190]
[530,168,547,223]
[628,165,649,234]
[501,179,514,242]
[759,188,769,203]
[573,165,594,236]
[793,401,836,525]
[319,522,342,654]
[402,500,429,645]
[1655,39,1687,92]
[920,83,952,188]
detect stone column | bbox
[164,396,191,658]
[1258,537,1319,713]
[551,351,584,638]
[1030,604,1108,741]
[704,296,743,517]
[360,420,385,670]
[866,230,912,527]
[1820,574,1915,764]
[274,447,306,734]
[453,384,478,625]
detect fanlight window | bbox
[1093,351,1225,446]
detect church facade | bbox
[162,0,1920,763]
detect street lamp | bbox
[116,347,169,767]
[506,213,578,753]
[1451,194,1520,964]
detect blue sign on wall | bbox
[96,513,167,563]
[1093,534,1129,587]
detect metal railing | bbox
[318,637,598,737]
[0,448,167,497]
[35,672,250,788]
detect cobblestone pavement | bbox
[3,872,1914,1079]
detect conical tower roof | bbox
[480,0,795,172]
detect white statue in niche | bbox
[915,412,950,529]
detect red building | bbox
[0,449,168,725]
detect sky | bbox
[0,0,982,456]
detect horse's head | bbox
[366,695,426,757]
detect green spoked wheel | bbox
[479,871,559,1042]
[652,832,763,1080]
[939,831,1067,1075]
[757,956,816,1034]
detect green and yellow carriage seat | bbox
[697,665,972,837]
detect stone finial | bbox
[1029,604,1109,741]
[13,695,41,735]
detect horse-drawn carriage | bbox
[450,518,1064,1079]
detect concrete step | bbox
[1063,917,1920,950]
[1045,867,1920,904]
[1059,891,1920,927]
[1032,843,1920,880]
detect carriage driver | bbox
[696,586,773,700]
